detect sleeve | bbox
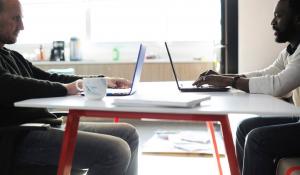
[13,51,105,83]
[243,50,286,78]
[31,64,82,83]
[0,67,67,105]
[22,59,82,83]
[247,50,300,97]
[25,60,105,83]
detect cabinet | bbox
[33,61,214,81]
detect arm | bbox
[246,60,300,96]
[6,51,131,99]
[0,68,67,104]
[243,51,286,78]
[193,51,300,96]
[193,75,250,92]
[21,57,130,89]
[9,50,84,83]
[193,69,247,91]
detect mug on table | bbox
[76,77,107,100]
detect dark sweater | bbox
[0,47,82,126]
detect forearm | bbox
[194,75,250,93]
[32,66,83,83]
[0,72,67,104]
[216,76,250,93]
[233,77,250,93]
[223,74,246,78]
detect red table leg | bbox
[56,111,239,175]
[220,116,240,175]
[57,111,80,175]
[207,121,223,175]
[114,117,119,123]
[286,166,300,175]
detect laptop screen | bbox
[106,43,146,96]
[165,42,230,92]
[164,42,183,90]
[129,44,146,94]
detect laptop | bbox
[106,44,146,96]
[165,42,230,92]
[82,44,146,96]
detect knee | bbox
[245,128,266,152]
[236,117,260,139]
[121,123,139,146]
[104,138,131,166]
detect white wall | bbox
[239,0,287,73]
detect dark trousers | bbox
[236,116,300,175]
[14,122,139,175]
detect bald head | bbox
[0,0,23,47]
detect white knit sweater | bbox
[244,45,300,106]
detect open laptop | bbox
[165,42,230,92]
[81,44,146,96]
[106,44,146,96]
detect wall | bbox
[239,0,287,73]
[8,42,218,63]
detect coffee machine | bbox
[50,41,65,61]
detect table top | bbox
[14,81,300,117]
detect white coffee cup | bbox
[77,77,107,100]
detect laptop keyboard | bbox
[107,88,131,94]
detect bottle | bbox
[38,44,45,61]
[70,37,82,61]
[112,47,120,61]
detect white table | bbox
[15,81,300,175]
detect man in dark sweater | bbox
[0,0,139,174]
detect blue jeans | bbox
[236,116,300,175]
[14,122,139,175]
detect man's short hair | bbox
[0,0,4,13]
[0,0,3,13]
[288,0,300,15]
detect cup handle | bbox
[75,80,83,92]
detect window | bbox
[89,0,220,42]
[12,0,223,62]
[19,0,220,43]
[19,0,86,44]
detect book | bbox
[113,94,210,108]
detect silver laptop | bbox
[165,42,229,92]
[107,44,146,96]
[82,44,146,96]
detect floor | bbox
[81,114,253,175]
[125,119,231,175]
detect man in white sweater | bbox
[193,0,300,174]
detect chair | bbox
[0,112,87,175]
[276,158,300,175]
